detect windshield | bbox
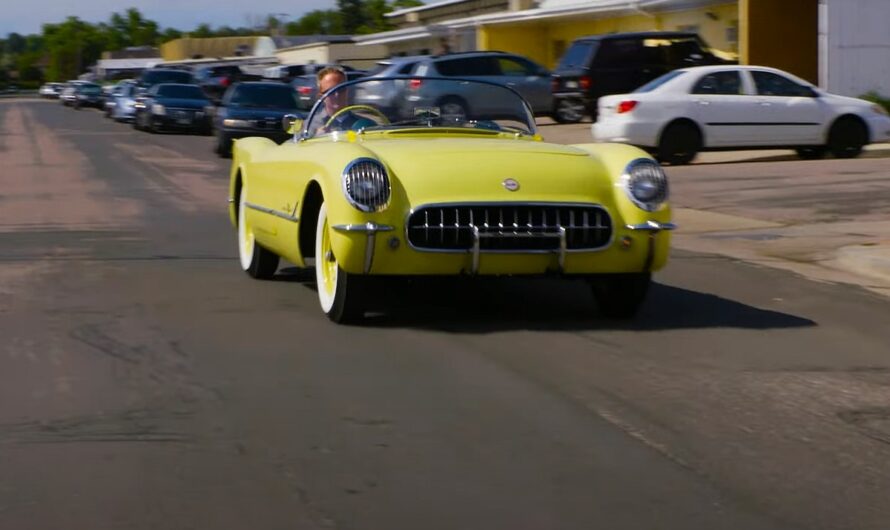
[79,85,101,94]
[229,84,299,109]
[143,70,194,86]
[305,77,536,138]
[157,85,207,100]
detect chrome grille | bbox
[407,203,612,251]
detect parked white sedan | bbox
[592,65,890,165]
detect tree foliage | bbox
[0,1,427,83]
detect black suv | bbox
[194,65,263,102]
[552,31,730,122]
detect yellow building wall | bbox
[740,0,817,83]
[160,37,260,61]
[478,2,739,69]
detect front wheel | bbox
[238,183,279,279]
[315,203,367,324]
[828,117,867,159]
[657,122,701,165]
[589,273,651,319]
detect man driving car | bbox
[315,66,378,132]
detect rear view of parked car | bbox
[73,83,104,109]
[194,65,263,102]
[213,82,304,157]
[39,83,64,98]
[133,83,212,134]
[407,51,553,117]
[352,56,425,113]
[552,31,730,123]
[108,82,139,122]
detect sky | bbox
[0,0,344,37]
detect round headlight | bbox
[342,158,390,212]
[622,158,668,212]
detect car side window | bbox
[435,57,497,76]
[593,39,645,68]
[397,62,416,75]
[751,71,811,97]
[497,57,532,76]
[691,71,742,95]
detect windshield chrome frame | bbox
[300,75,537,139]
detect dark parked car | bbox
[213,82,304,157]
[551,31,731,122]
[136,68,195,91]
[194,65,264,102]
[72,83,104,109]
[132,83,212,134]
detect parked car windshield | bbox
[79,84,101,94]
[156,84,207,100]
[558,41,597,70]
[305,78,536,138]
[228,84,300,109]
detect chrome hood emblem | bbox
[502,178,520,191]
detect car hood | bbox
[356,136,613,205]
[157,98,209,109]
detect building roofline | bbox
[385,0,471,18]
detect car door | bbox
[689,70,759,147]
[494,55,552,113]
[749,70,825,145]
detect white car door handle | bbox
[759,102,772,106]
[697,100,710,106]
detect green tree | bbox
[285,10,343,35]
[338,0,365,34]
[5,33,26,54]
[192,24,214,38]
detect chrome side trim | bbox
[625,221,677,232]
[332,223,395,274]
[244,201,299,223]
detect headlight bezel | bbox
[342,158,391,213]
[621,158,669,212]
[151,103,166,115]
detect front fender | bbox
[228,137,278,227]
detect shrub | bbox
[860,91,890,114]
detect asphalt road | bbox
[2,99,890,530]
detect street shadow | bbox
[277,268,815,333]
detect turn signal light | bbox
[617,100,638,113]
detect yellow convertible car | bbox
[229,78,675,323]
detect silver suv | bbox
[407,51,552,117]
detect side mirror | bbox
[282,114,303,138]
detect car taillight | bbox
[221,77,231,87]
[297,86,313,95]
[551,78,559,92]
[409,78,422,90]
[579,76,592,90]
[617,100,638,114]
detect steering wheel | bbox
[324,105,390,130]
